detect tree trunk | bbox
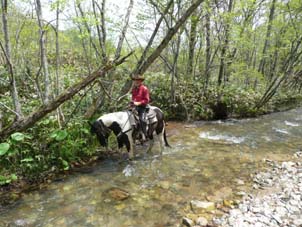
[1,0,23,119]
[134,0,174,74]
[217,0,233,87]
[120,0,205,95]
[36,0,51,104]
[204,9,211,93]
[74,3,93,75]
[170,0,182,103]
[138,0,204,75]
[92,0,107,63]
[171,33,181,103]
[55,1,65,126]
[0,111,2,131]
[258,0,276,75]
[114,0,133,59]
[77,2,101,59]
[255,37,302,109]
[0,52,133,140]
[187,11,199,78]
[84,95,105,119]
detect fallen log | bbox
[0,52,133,141]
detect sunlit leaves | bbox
[21,157,34,163]
[0,143,10,156]
[61,159,69,170]
[0,174,17,185]
[11,132,25,142]
[50,130,69,141]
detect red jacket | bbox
[132,84,150,106]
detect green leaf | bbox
[11,132,25,142]
[51,130,68,141]
[0,174,17,185]
[21,157,34,162]
[56,130,68,141]
[62,159,69,170]
[0,143,10,156]
[10,174,18,181]
[81,128,89,134]
[42,119,50,125]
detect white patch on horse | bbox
[91,106,170,159]
[98,112,130,131]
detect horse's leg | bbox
[147,138,154,153]
[126,133,134,159]
[157,131,164,155]
[146,128,154,153]
[155,121,165,155]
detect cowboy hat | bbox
[132,74,145,80]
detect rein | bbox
[116,111,133,138]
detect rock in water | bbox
[106,187,130,201]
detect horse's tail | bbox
[163,122,171,147]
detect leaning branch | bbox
[120,0,204,95]
[0,52,133,140]
[137,0,204,74]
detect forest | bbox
[0,0,302,190]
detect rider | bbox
[131,74,150,140]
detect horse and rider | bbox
[90,73,170,158]
[130,74,150,142]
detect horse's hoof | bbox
[128,154,134,160]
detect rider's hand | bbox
[134,101,141,106]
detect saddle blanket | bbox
[129,108,157,126]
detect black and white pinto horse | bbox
[90,106,170,159]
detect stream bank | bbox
[181,152,302,227]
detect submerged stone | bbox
[190,200,215,213]
[196,216,208,226]
[106,187,130,201]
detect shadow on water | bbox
[1,108,302,226]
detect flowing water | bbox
[1,108,302,227]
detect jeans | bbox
[135,105,147,136]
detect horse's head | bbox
[90,120,111,147]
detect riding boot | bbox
[137,119,146,142]
[141,121,147,141]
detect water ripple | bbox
[122,164,135,177]
[284,121,299,127]
[273,128,290,134]
[199,132,245,144]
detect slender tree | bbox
[114,0,133,59]
[258,0,277,76]
[187,10,199,78]
[76,1,101,59]
[92,0,107,63]
[121,0,205,95]
[204,5,211,92]
[217,0,233,87]
[54,0,65,126]
[36,0,51,104]
[134,0,174,75]
[1,0,23,120]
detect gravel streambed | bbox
[213,152,302,227]
[182,152,302,227]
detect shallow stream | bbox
[1,108,302,227]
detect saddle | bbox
[129,106,157,129]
